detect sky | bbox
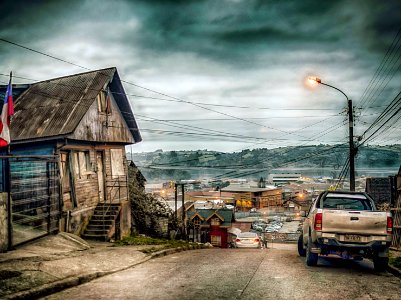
[1,0,401,153]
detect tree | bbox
[128,165,177,237]
[258,177,266,188]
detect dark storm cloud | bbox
[0,0,400,152]
[126,0,400,67]
[0,1,81,40]
[2,0,399,69]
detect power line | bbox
[358,91,401,146]
[359,27,401,109]
[0,38,91,71]
[0,38,336,139]
[335,157,350,190]
[359,102,401,146]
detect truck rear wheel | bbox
[373,256,389,272]
[298,234,306,257]
[306,235,318,266]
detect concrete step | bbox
[89,219,114,225]
[92,211,119,216]
[91,215,117,221]
[86,224,112,231]
[84,229,109,235]
[93,208,120,214]
[81,233,109,240]
[95,204,121,209]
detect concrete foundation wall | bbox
[120,200,131,238]
[0,193,9,252]
[63,207,95,236]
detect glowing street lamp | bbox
[307,76,321,85]
[307,76,356,191]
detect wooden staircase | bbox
[82,203,121,241]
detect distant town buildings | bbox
[268,173,301,185]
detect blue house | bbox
[0,67,141,244]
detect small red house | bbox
[187,208,234,248]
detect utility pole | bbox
[181,184,186,240]
[174,183,177,219]
[308,77,356,191]
[348,99,355,191]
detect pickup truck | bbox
[298,191,393,271]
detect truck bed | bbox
[322,209,388,236]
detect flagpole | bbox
[6,71,12,249]
[6,71,12,156]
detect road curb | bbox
[387,264,401,278]
[3,244,207,300]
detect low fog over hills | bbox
[130,145,401,182]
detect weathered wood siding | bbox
[57,144,129,235]
[71,92,135,143]
[104,147,129,203]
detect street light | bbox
[308,76,356,191]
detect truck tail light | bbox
[235,238,241,242]
[387,216,393,234]
[314,213,323,231]
[254,238,260,243]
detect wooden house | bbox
[187,208,235,248]
[221,186,283,211]
[4,67,141,241]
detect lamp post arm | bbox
[309,77,355,191]
[319,82,349,101]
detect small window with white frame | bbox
[110,149,125,178]
[73,151,92,179]
[210,235,221,246]
[97,88,112,114]
[211,217,220,226]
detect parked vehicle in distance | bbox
[234,232,261,248]
[298,191,393,271]
[251,220,268,231]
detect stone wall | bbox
[0,193,9,252]
[119,200,131,238]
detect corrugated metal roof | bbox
[187,208,234,227]
[9,67,141,143]
[221,186,278,192]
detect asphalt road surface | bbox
[43,243,401,300]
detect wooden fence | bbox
[391,171,401,249]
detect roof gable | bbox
[10,68,141,143]
[187,208,234,226]
[206,211,225,222]
[189,212,205,221]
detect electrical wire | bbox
[359,27,401,109]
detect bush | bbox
[389,256,401,269]
[114,235,197,253]
[129,165,178,237]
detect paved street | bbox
[43,243,401,300]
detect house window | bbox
[97,89,112,114]
[210,235,221,246]
[193,218,201,227]
[60,152,71,191]
[211,217,220,226]
[73,151,91,179]
[110,149,125,178]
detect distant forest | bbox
[130,144,401,182]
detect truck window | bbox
[322,197,372,210]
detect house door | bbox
[60,152,74,209]
[96,152,105,203]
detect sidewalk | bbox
[0,233,204,300]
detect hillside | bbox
[129,145,401,182]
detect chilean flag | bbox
[0,74,14,147]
